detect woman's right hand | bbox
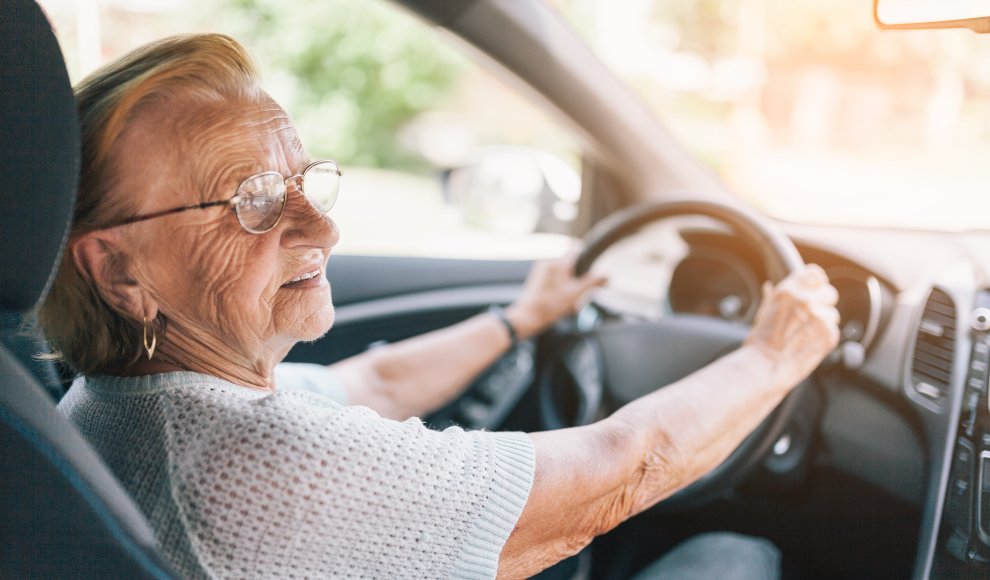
[744,264,841,390]
[498,263,841,580]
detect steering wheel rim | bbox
[576,199,803,281]
[565,198,809,511]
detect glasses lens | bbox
[302,160,340,213]
[235,173,287,233]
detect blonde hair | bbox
[39,33,262,375]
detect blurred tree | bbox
[221,0,466,169]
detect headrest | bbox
[0,0,79,312]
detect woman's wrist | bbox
[736,343,793,394]
[488,304,519,348]
[502,303,545,342]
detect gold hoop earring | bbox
[143,316,157,360]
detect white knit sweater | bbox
[58,367,535,580]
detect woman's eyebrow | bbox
[207,163,267,201]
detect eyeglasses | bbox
[107,159,342,234]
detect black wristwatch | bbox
[488,304,519,349]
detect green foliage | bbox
[222,0,466,169]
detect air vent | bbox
[911,288,956,405]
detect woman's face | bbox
[115,95,339,369]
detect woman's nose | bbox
[279,190,340,250]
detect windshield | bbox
[551,0,990,232]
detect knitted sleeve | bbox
[165,388,535,580]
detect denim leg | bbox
[629,532,781,580]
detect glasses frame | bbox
[105,159,342,234]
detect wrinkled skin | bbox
[73,96,339,390]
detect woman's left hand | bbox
[333,247,604,420]
[505,248,607,340]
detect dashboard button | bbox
[973,308,990,332]
[841,341,865,370]
[947,439,975,534]
[964,393,981,437]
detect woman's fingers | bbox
[817,303,842,328]
[770,266,838,309]
[745,264,841,386]
[507,247,609,338]
[579,270,608,291]
[798,263,828,285]
[815,281,840,306]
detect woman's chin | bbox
[269,287,335,344]
[295,302,335,342]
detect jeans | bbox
[631,532,781,580]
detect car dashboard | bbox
[435,223,990,580]
[693,223,990,580]
[592,221,990,579]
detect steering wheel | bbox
[539,199,812,511]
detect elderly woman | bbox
[42,34,839,580]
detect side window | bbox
[42,0,582,260]
[231,0,582,260]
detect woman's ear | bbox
[72,231,159,322]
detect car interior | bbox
[3,0,990,579]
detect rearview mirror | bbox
[875,0,990,33]
[439,147,581,236]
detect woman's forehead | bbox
[211,104,306,167]
[127,97,308,208]
[196,103,309,187]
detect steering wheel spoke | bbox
[597,314,749,405]
[539,334,605,430]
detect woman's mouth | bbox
[282,268,324,288]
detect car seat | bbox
[0,1,182,577]
[1,310,68,400]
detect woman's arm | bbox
[329,251,606,421]
[496,265,840,580]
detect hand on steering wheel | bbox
[505,247,607,340]
[745,264,841,391]
[537,198,841,510]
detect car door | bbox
[286,254,533,366]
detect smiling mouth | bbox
[282,268,322,287]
